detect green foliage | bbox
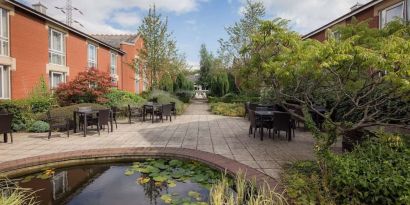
[28,121,50,133]
[104,88,146,108]
[174,90,194,103]
[209,71,229,97]
[28,76,55,113]
[283,134,410,205]
[174,73,194,91]
[0,178,38,205]
[210,102,245,117]
[149,90,186,114]
[0,100,30,131]
[159,73,174,93]
[40,103,108,122]
[199,44,213,87]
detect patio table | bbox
[73,110,114,137]
[254,111,275,140]
[143,103,162,123]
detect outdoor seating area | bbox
[245,102,296,141]
[130,101,177,124]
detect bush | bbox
[175,90,194,103]
[28,76,55,113]
[39,103,108,122]
[55,68,112,106]
[28,121,50,133]
[220,93,237,103]
[149,90,186,114]
[0,100,30,131]
[210,102,245,117]
[105,88,146,108]
[283,133,410,205]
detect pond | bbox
[15,159,223,205]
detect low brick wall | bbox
[0,147,280,189]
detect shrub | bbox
[55,68,112,106]
[174,73,194,91]
[28,76,55,113]
[28,121,50,133]
[159,73,174,93]
[220,93,237,103]
[210,102,245,117]
[149,90,186,114]
[38,103,108,122]
[175,90,194,103]
[283,134,410,205]
[105,88,146,108]
[0,100,30,131]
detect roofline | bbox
[6,0,125,55]
[302,0,383,39]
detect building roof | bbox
[303,0,383,39]
[6,0,125,55]
[91,34,139,49]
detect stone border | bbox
[0,147,279,189]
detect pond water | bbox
[15,159,221,205]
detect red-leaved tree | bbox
[55,68,113,106]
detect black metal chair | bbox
[88,109,111,135]
[170,102,177,119]
[158,104,173,122]
[249,110,263,139]
[128,105,143,124]
[111,106,119,129]
[272,112,292,141]
[0,113,13,143]
[47,111,70,139]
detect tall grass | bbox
[0,178,38,205]
[210,172,288,205]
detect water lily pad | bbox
[160,194,173,204]
[124,169,135,176]
[137,177,150,184]
[153,175,168,182]
[21,175,35,183]
[167,180,177,187]
[188,191,202,201]
[169,159,183,167]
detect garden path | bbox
[0,100,316,180]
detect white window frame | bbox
[0,65,10,99]
[379,1,406,28]
[48,29,66,65]
[0,8,9,56]
[49,71,66,89]
[87,43,97,68]
[110,52,117,75]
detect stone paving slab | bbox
[0,100,317,180]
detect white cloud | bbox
[21,0,207,34]
[239,0,371,34]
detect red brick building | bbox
[0,0,146,100]
[303,0,410,41]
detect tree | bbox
[245,19,410,153]
[136,5,177,90]
[218,0,265,91]
[198,44,213,87]
[55,69,112,106]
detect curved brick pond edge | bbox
[0,147,280,190]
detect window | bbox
[0,65,10,99]
[380,2,406,28]
[110,52,117,75]
[88,44,97,68]
[48,29,65,65]
[0,8,9,56]
[49,71,65,89]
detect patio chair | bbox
[111,106,119,129]
[157,104,172,122]
[128,105,143,124]
[0,113,13,143]
[272,112,292,141]
[170,102,177,119]
[88,109,111,135]
[249,110,263,139]
[47,111,70,139]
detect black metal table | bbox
[255,111,275,140]
[143,103,162,123]
[73,110,114,137]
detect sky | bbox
[21,0,370,69]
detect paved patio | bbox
[0,100,316,180]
